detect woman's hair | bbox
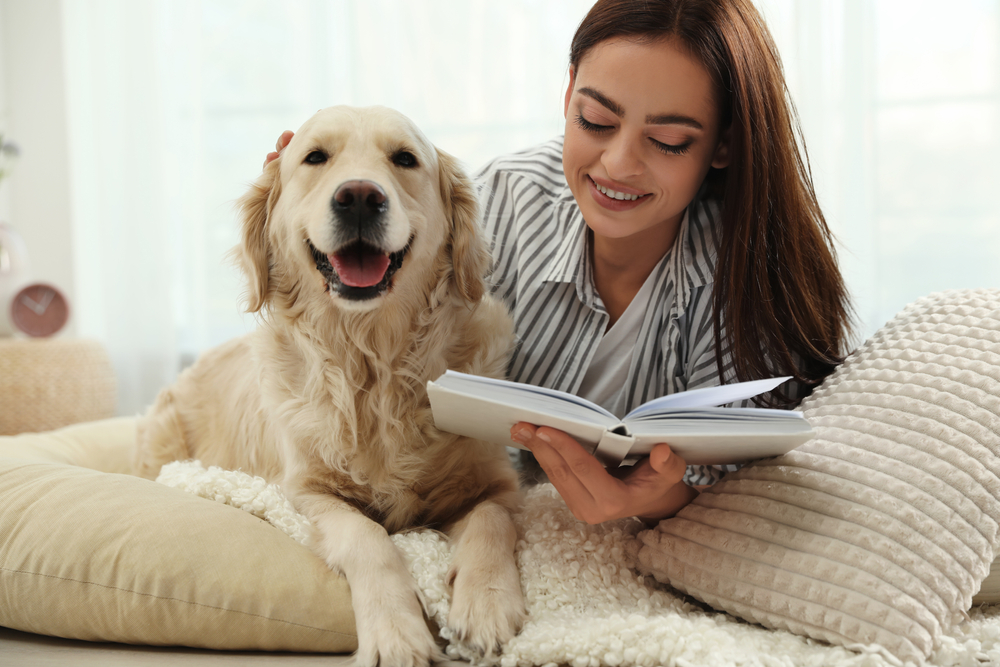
[571,0,854,405]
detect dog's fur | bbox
[133,106,523,666]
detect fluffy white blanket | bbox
[157,461,1000,667]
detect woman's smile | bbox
[587,175,650,211]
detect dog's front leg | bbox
[446,499,524,655]
[294,491,442,667]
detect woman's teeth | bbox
[595,182,641,201]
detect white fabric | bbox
[157,461,312,546]
[576,261,659,417]
[158,460,1000,667]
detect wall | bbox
[0,0,75,336]
[0,2,7,225]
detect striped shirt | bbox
[475,137,748,486]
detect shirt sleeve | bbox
[473,160,520,313]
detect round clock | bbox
[10,282,70,337]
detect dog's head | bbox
[236,106,487,317]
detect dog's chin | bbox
[308,238,411,307]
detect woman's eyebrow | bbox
[578,87,624,117]
[578,85,704,130]
[646,113,703,130]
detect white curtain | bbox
[61,0,1000,416]
[758,0,1000,340]
[61,0,593,415]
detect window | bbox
[61,0,1000,414]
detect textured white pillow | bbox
[635,289,1000,664]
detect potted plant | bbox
[0,135,25,337]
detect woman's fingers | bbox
[510,426,698,524]
[511,423,624,523]
[513,424,597,501]
[276,130,294,151]
[648,443,686,483]
[537,428,609,492]
[263,130,295,170]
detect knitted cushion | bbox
[635,289,1000,664]
[0,338,116,435]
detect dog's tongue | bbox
[330,249,391,288]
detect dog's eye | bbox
[392,151,418,168]
[304,151,328,165]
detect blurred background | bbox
[0,0,997,416]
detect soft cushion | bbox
[635,289,1000,664]
[0,419,358,652]
[111,460,1000,666]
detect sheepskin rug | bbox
[157,460,1000,667]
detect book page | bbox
[436,370,617,421]
[623,376,791,420]
[626,407,804,423]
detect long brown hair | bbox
[570,0,853,405]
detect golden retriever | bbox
[133,105,523,666]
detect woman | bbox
[265,0,853,526]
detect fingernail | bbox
[536,431,551,443]
[511,427,531,444]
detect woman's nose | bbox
[602,133,643,180]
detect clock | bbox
[10,283,70,337]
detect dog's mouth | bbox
[308,238,411,301]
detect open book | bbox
[427,371,813,467]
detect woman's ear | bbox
[711,126,732,169]
[564,65,577,118]
[437,148,488,303]
[233,159,282,313]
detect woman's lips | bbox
[587,176,650,211]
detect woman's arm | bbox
[511,423,697,524]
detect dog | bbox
[133,105,524,666]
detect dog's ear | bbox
[234,158,283,313]
[437,149,489,303]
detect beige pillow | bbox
[0,419,358,652]
[635,289,1000,664]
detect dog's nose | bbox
[332,180,388,220]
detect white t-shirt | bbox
[576,265,659,417]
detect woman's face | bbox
[562,37,730,246]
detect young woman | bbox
[265,0,853,526]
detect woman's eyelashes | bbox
[574,113,612,134]
[574,114,693,156]
[650,137,692,156]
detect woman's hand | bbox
[263,130,295,170]
[511,423,697,524]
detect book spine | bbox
[594,429,635,467]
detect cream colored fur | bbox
[134,106,523,667]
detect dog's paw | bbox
[447,557,525,655]
[353,589,443,667]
